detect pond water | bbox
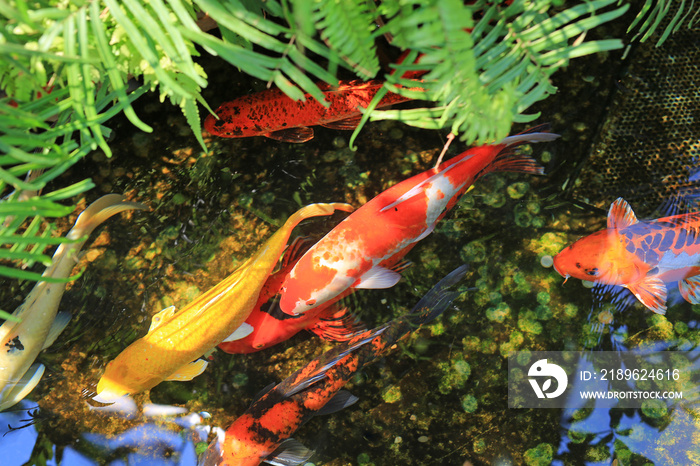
[2,20,700,466]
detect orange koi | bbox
[203,74,424,143]
[202,265,467,466]
[554,197,700,315]
[95,202,353,400]
[278,124,558,316]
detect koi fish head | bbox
[553,229,647,285]
[95,359,144,402]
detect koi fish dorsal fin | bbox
[608,198,638,229]
[626,276,667,315]
[164,359,208,382]
[266,127,315,143]
[148,306,176,333]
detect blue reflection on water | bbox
[0,401,38,466]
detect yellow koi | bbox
[95,202,354,400]
[0,194,147,411]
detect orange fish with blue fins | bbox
[554,197,700,315]
[201,265,468,466]
[278,124,559,316]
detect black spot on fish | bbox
[644,236,653,245]
[635,248,646,261]
[659,230,676,250]
[625,241,636,253]
[675,230,687,249]
[5,336,24,353]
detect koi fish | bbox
[216,237,363,354]
[0,194,147,411]
[202,265,467,466]
[278,124,559,316]
[553,197,700,315]
[204,75,423,143]
[95,202,353,400]
[217,238,412,354]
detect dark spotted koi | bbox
[202,265,467,466]
[553,197,700,314]
[203,77,423,143]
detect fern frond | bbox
[313,0,380,79]
[628,0,700,46]
[350,0,629,147]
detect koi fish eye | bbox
[585,268,599,276]
[306,299,316,306]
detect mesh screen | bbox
[567,23,700,217]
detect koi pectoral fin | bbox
[265,127,315,143]
[42,312,71,350]
[164,359,208,382]
[0,363,45,411]
[626,276,668,315]
[222,322,254,342]
[355,266,402,289]
[320,115,362,130]
[679,275,700,304]
[266,439,314,466]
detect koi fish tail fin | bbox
[490,124,560,175]
[307,305,367,342]
[349,265,468,367]
[66,194,148,241]
[283,202,355,230]
[406,264,468,327]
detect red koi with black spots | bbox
[202,265,467,466]
[203,76,423,143]
[278,124,559,316]
[553,197,700,314]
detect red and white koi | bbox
[278,125,558,316]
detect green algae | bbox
[461,394,478,413]
[524,443,553,466]
[438,358,471,395]
[486,302,510,323]
[382,385,402,403]
[507,182,530,199]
